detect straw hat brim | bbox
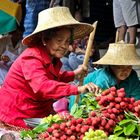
[93,43,140,66]
[22,7,93,46]
[22,23,93,46]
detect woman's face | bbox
[110,65,132,80]
[44,28,71,58]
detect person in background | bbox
[113,0,139,44]
[0,7,101,128]
[0,27,26,88]
[0,0,26,88]
[63,0,90,22]
[61,36,100,73]
[60,0,100,73]
[10,0,51,37]
[69,42,140,110]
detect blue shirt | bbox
[10,0,50,37]
[69,67,140,110]
[23,0,50,37]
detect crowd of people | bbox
[0,0,140,139]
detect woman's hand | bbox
[78,82,102,94]
[74,65,87,80]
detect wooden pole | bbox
[115,30,119,43]
[75,21,98,103]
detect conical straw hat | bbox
[22,7,93,46]
[93,43,140,66]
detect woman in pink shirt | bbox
[0,7,100,128]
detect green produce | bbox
[20,114,63,140]
[108,135,139,140]
[70,92,100,118]
[113,111,140,139]
[41,114,63,125]
[83,128,108,140]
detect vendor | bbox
[69,42,140,110]
[0,7,101,128]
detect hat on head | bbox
[93,43,140,66]
[22,7,93,46]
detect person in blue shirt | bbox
[69,42,140,110]
[10,0,50,38]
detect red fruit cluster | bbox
[58,111,73,121]
[86,87,140,135]
[38,87,140,139]
[96,87,140,117]
[38,113,117,139]
[38,118,90,140]
[84,115,116,136]
[89,87,140,133]
[133,100,140,116]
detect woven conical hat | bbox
[93,43,140,66]
[22,7,93,46]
